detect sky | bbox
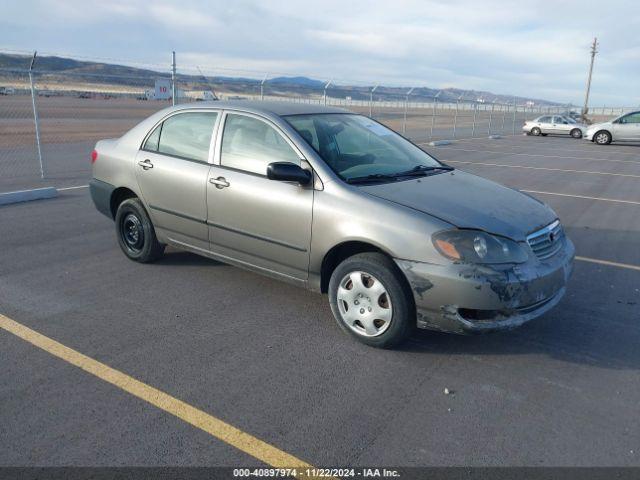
[1,0,639,105]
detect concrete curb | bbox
[488,135,502,139]
[0,187,58,206]
[428,140,453,146]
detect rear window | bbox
[143,112,218,162]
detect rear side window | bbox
[144,124,161,151]
[221,114,299,175]
[143,112,218,162]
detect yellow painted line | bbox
[576,256,640,272]
[522,190,640,206]
[445,160,640,179]
[0,314,318,476]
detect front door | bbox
[613,112,640,141]
[206,112,313,283]
[135,111,219,251]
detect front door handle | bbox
[138,159,154,170]
[209,176,230,189]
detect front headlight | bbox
[432,229,529,264]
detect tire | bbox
[115,198,165,263]
[328,252,415,348]
[594,130,612,145]
[531,127,541,136]
[570,128,583,139]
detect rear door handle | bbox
[138,159,153,170]
[209,176,230,189]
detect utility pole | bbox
[582,37,598,122]
[28,51,44,179]
[171,51,176,106]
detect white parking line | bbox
[58,185,89,191]
[445,160,640,179]
[428,147,640,165]
[576,256,640,272]
[522,190,640,205]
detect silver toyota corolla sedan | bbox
[523,115,585,138]
[584,111,640,145]
[90,101,574,348]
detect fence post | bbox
[28,51,44,179]
[369,85,378,117]
[323,79,332,106]
[171,51,176,106]
[488,102,495,135]
[453,98,459,138]
[430,92,440,139]
[402,87,414,135]
[512,97,517,135]
[260,74,268,101]
[471,102,477,137]
[501,103,506,132]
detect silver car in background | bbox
[523,115,585,138]
[90,101,574,348]
[585,111,640,145]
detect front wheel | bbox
[115,198,165,263]
[570,128,583,139]
[594,130,612,145]
[328,252,414,348]
[531,127,541,136]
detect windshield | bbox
[284,113,445,183]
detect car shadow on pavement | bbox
[156,250,225,267]
[397,314,640,371]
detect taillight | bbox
[91,149,98,163]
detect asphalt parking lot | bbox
[1,133,639,470]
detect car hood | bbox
[587,121,612,130]
[360,170,557,241]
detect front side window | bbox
[285,114,443,183]
[146,112,218,162]
[619,112,640,124]
[538,116,552,123]
[221,114,300,175]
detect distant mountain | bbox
[0,53,560,106]
[269,76,325,88]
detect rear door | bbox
[613,112,640,140]
[537,116,553,133]
[135,110,219,251]
[206,111,313,283]
[553,116,571,135]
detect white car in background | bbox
[584,111,640,145]
[523,115,585,138]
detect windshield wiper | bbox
[346,173,399,184]
[396,164,454,176]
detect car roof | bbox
[172,100,349,117]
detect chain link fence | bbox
[0,54,636,193]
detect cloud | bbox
[1,0,638,104]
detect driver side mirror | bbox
[267,162,312,185]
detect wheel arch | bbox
[110,187,139,219]
[593,129,612,144]
[320,240,392,294]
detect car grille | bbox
[526,220,564,260]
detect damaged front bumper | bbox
[395,237,575,334]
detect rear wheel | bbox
[328,252,414,348]
[531,127,541,136]
[570,128,583,139]
[594,130,612,145]
[115,198,165,262]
